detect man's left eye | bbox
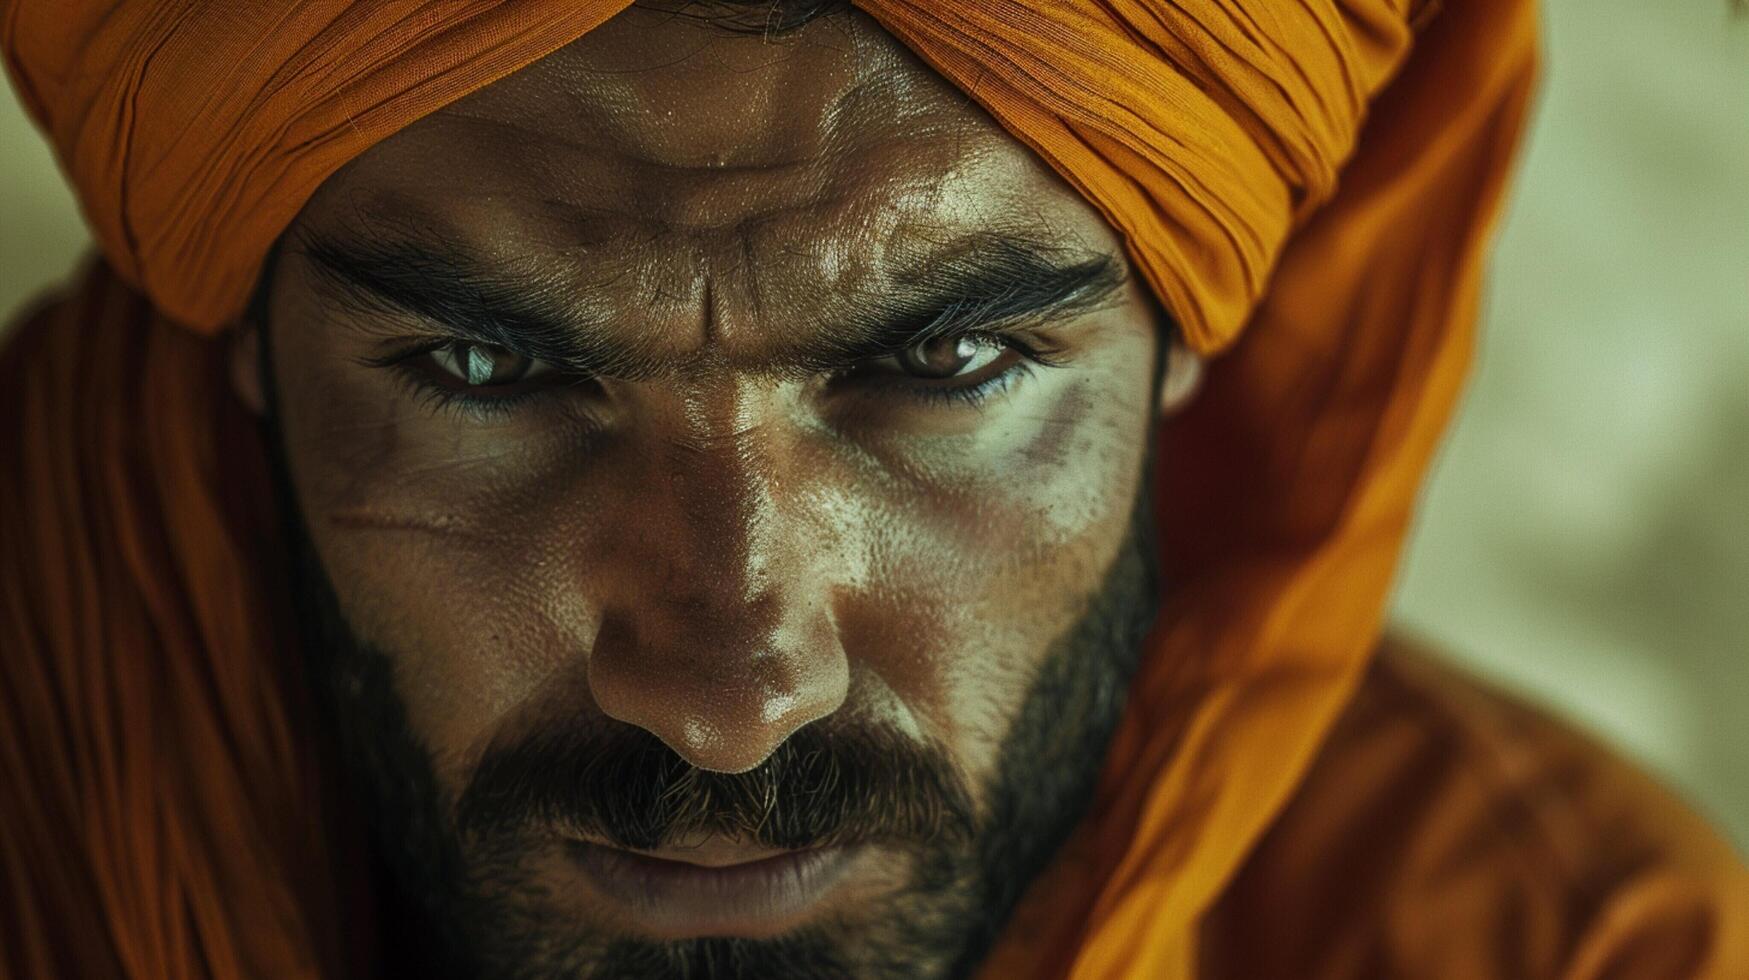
[893,335,1011,380]
[836,333,1035,405]
[421,341,555,388]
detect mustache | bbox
[454,720,977,854]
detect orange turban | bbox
[1,1,1542,977]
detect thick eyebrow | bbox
[812,233,1126,373]
[296,232,639,377]
[294,228,1126,380]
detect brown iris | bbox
[896,336,982,379]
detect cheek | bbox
[840,374,1153,789]
[293,496,609,793]
[274,321,606,782]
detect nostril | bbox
[597,662,845,774]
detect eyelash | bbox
[365,330,1061,420]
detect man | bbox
[1,1,1743,978]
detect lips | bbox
[565,837,864,938]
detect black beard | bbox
[274,436,1159,980]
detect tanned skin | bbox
[236,4,1200,977]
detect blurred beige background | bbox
[2,1,1744,847]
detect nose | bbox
[588,590,848,773]
[585,425,850,773]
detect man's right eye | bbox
[420,341,555,389]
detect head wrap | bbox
[0,1,1538,976]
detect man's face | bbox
[257,5,1171,977]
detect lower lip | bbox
[566,841,861,938]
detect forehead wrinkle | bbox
[603,141,1093,371]
[303,8,1109,382]
[475,9,922,177]
[410,5,997,255]
[560,55,852,171]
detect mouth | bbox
[565,837,864,938]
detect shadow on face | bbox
[251,3,1177,976]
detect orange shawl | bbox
[0,1,1538,976]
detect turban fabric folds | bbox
[0,1,1550,978]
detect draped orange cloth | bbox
[3,1,1745,978]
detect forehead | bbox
[296,6,1123,356]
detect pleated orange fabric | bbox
[8,2,1739,979]
[1,270,345,979]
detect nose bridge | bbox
[587,394,848,773]
[665,408,780,600]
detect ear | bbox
[229,320,267,417]
[1157,335,1203,418]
